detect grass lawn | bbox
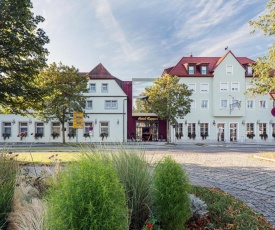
[16,152,80,164]
[258,152,275,160]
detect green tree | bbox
[35,62,89,144]
[247,0,275,95]
[144,74,192,143]
[0,0,49,114]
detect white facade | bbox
[0,64,127,143]
[168,51,275,143]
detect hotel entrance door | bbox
[136,121,158,141]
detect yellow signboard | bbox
[73,111,84,128]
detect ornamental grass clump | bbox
[152,156,191,230]
[44,153,128,230]
[112,148,152,230]
[0,151,19,229]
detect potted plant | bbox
[2,133,11,140]
[83,133,90,138]
[260,133,264,139]
[100,133,108,141]
[201,132,208,140]
[272,132,275,139]
[175,132,179,139]
[68,130,76,139]
[247,133,255,139]
[17,131,27,140]
[188,132,192,139]
[179,132,183,139]
[191,133,196,140]
[34,133,43,139]
[51,132,60,139]
[263,133,268,140]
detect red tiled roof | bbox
[162,50,255,77]
[88,63,115,79]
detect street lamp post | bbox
[123,98,127,142]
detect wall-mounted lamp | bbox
[198,120,200,126]
[213,120,216,126]
[257,119,260,124]
[29,119,32,124]
[117,119,119,125]
[242,120,245,125]
[95,119,97,125]
[270,120,273,124]
[12,119,16,125]
[185,120,187,125]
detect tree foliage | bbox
[144,74,192,142]
[0,0,49,114]
[247,0,275,95]
[35,62,89,143]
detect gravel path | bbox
[145,150,275,227]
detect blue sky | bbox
[32,0,271,81]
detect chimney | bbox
[190,53,193,57]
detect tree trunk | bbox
[61,122,65,144]
[167,120,171,143]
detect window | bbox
[187,123,196,139]
[259,100,267,109]
[105,100,117,109]
[35,122,44,136]
[189,66,195,74]
[232,99,239,108]
[231,82,239,91]
[200,123,209,138]
[200,83,209,93]
[3,122,11,136]
[175,123,183,139]
[52,122,60,135]
[188,83,196,92]
[226,65,233,74]
[86,100,93,109]
[201,100,208,108]
[84,122,93,137]
[259,123,267,135]
[247,66,252,75]
[201,66,207,74]
[191,100,196,109]
[89,83,96,92]
[19,122,28,135]
[220,100,228,109]
[100,122,109,136]
[220,83,228,92]
[101,83,108,93]
[247,100,254,109]
[246,123,254,136]
[68,122,76,137]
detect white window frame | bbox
[100,121,109,136]
[191,100,196,109]
[231,99,239,108]
[247,100,254,109]
[52,122,60,135]
[201,66,207,75]
[188,83,196,92]
[101,83,108,93]
[86,100,93,110]
[231,82,239,92]
[259,100,267,109]
[89,83,96,93]
[189,66,195,74]
[200,83,209,93]
[35,122,44,136]
[226,65,233,75]
[247,66,252,75]
[201,100,208,109]
[3,122,12,137]
[220,82,228,92]
[19,122,28,136]
[220,99,228,109]
[105,100,118,109]
[84,122,94,137]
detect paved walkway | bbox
[145,150,275,227]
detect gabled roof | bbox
[162,50,255,77]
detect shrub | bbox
[44,154,128,230]
[0,151,19,229]
[112,149,152,229]
[152,156,191,230]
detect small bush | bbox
[0,151,19,229]
[152,156,191,230]
[44,153,128,230]
[112,149,152,229]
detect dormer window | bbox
[247,66,252,75]
[189,66,195,74]
[201,66,207,74]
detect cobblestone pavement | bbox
[145,150,275,227]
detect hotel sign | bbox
[137,117,159,121]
